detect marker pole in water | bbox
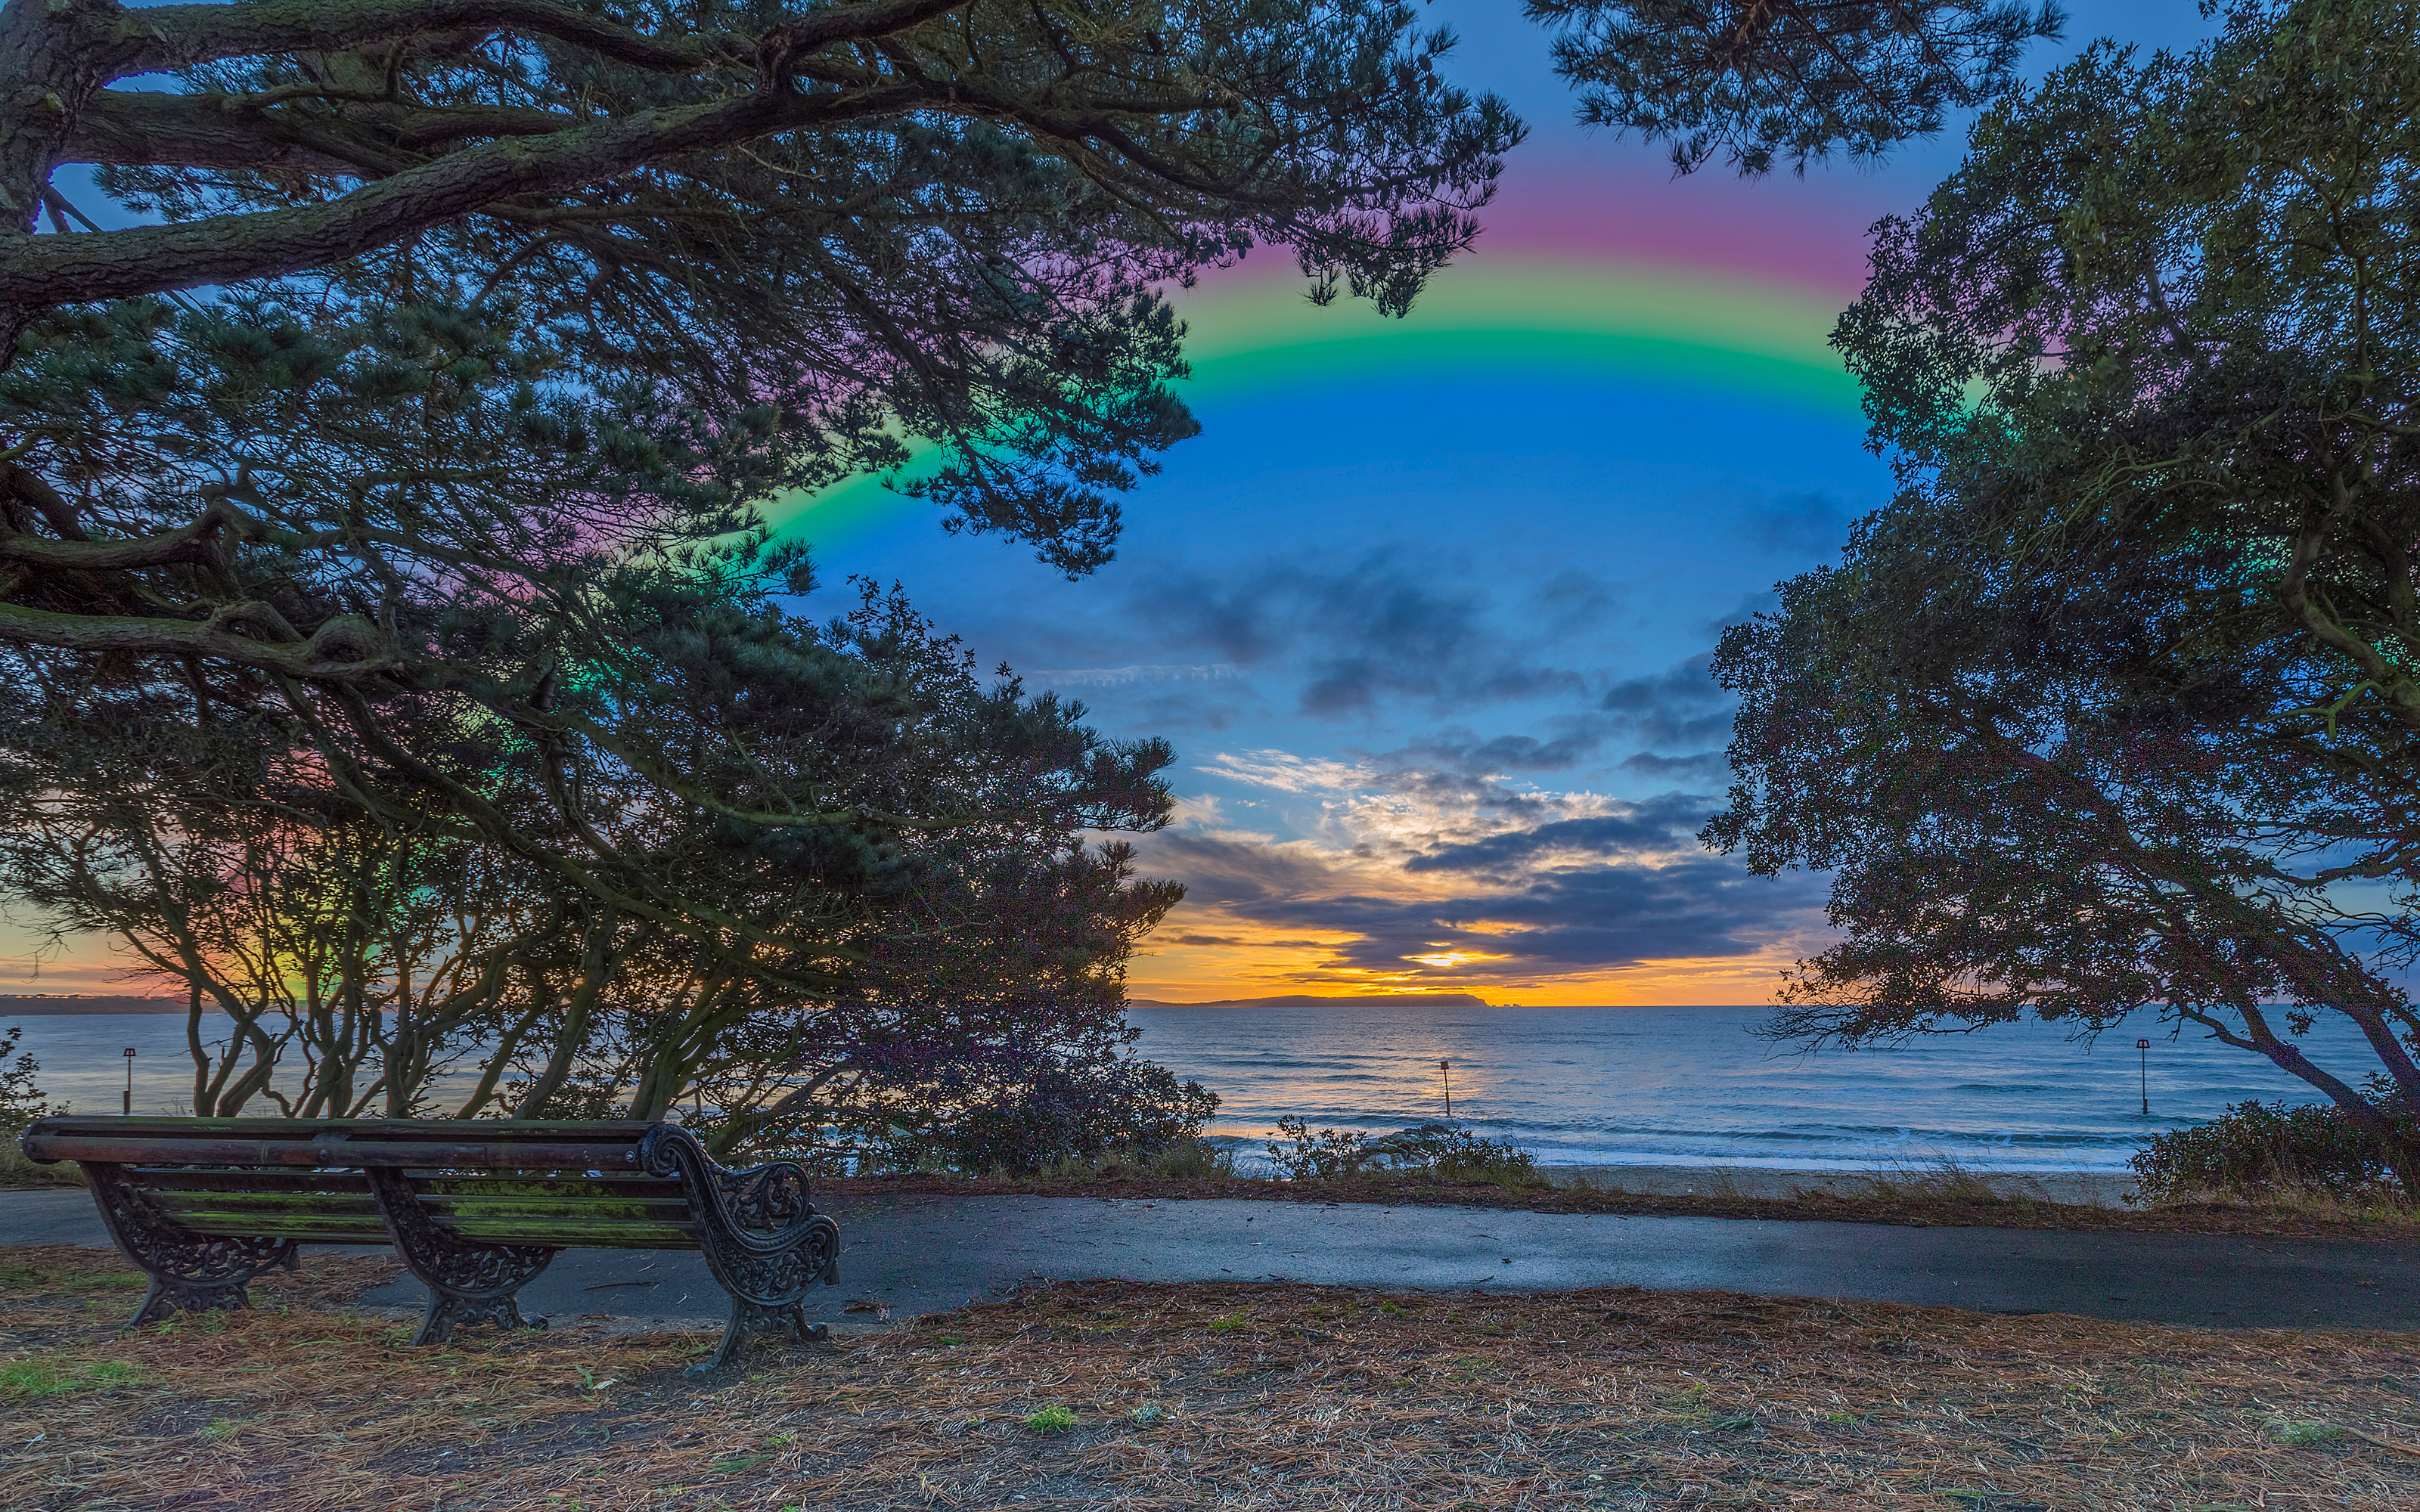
[1439,1058,1452,1120]
[122,1046,135,1116]
[2136,1038,2151,1116]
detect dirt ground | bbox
[5,1244,2418,1510]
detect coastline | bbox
[3,996,191,1015]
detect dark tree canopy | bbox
[0,0,1522,998]
[1525,0,2064,174]
[0,1,1522,1148]
[1708,0,2420,1180]
[1,0,1520,575]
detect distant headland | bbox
[1,994,195,1015]
[1127,993,1497,1009]
[5,991,1506,1015]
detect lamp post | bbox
[1439,1058,1453,1120]
[122,1046,136,1116]
[2136,1038,2151,1117]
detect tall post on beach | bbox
[122,1046,135,1116]
[2136,1037,2151,1116]
[1439,1058,1452,1120]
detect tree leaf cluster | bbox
[1708,0,2420,1177]
[0,290,1183,1141]
[1524,0,2064,175]
[5,0,1528,573]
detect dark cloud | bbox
[1128,550,1588,717]
[1699,590,1778,640]
[1402,796,1711,878]
[1742,491,1854,557]
[1599,654,1733,751]
[1139,833,1342,908]
[1621,749,1729,783]
[1532,569,1627,634]
[1379,724,1609,776]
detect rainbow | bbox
[765,249,1869,549]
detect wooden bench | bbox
[17,1116,841,1372]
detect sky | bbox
[0,1,2222,1005]
[781,0,2223,1008]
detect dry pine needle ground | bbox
[4,1244,2418,1510]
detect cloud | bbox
[1621,749,1729,782]
[1140,748,1826,990]
[1027,664,1240,686]
[1384,725,1609,775]
[1699,590,1778,640]
[1598,653,1733,751]
[1401,797,1711,878]
[1126,550,1590,717]
[1742,491,1854,557]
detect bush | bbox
[1264,1117,1379,1179]
[0,1026,77,1189]
[0,1026,53,1134]
[1092,1137,1234,1180]
[2131,1089,2418,1207]
[1264,1118,1539,1182]
[1376,1123,1540,1182]
[851,1054,1219,1177]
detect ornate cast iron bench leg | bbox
[692,1213,842,1374]
[642,1127,842,1374]
[366,1167,559,1345]
[85,1163,299,1328]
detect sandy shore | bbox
[1538,1163,2137,1208]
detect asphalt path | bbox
[7,1187,2415,1334]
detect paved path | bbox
[8,1188,2414,1333]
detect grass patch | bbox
[816,1163,2420,1242]
[0,1357,141,1401]
[0,1139,82,1191]
[1022,1404,1075,1434]
[2,1244,2417,1510]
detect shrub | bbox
[1365,1123,1540,1182]
[1264,1116,1379,1179]
[0,1026,76,1188]
[2131,1087,2418,1207]
[1264,1118,1539,1182]
[0,1025,54,1133]
[846,1054,1219,1178]
[1083,1137,1234,1180]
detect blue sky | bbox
[772,1,2226,1005]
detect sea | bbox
[4,1003,2375,1173]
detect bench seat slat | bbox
[126,1169,377,1194]
[31,1117,656,1141]
[163,1208,700,1247]
[150,1191,381,1218]
[409,1176,687,1198]
[419,1198,698,1220]
[174,1213,394,1241]
[29,1135,645,1170]
[439,1221,700,1247]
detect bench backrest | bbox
[20,1117,715,1250]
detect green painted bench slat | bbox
[150,1191,381,1219]
[439,1222,701,1247]
[119,1169,377,1195]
